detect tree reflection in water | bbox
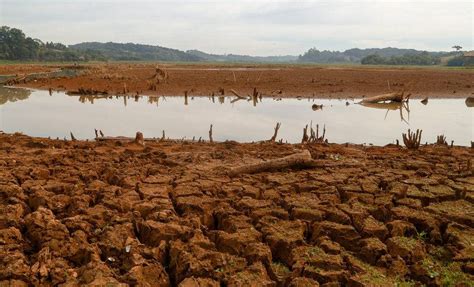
[0,87,31,105]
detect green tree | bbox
[361,54,386,65]
[0,26,106,62]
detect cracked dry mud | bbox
[0,133,473,286]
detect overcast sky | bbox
[0,0,472,56]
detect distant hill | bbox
[70,42,202,62]
[70,43,298,63]
[344,47,422,59]
[298,47,454,64]
[186,50,298,63]
[2,26,460,65]
[0,26,106,61]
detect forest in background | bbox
[1,26,468,66]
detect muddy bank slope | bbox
[3,63,473,98]
[0,132,473,286]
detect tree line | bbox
[298,47,466,66]
[1,26,469,66]
[0,26,105,61]
[360,52,441,65]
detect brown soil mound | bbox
[3,63,473,98]
[0,132,473,286]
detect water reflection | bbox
[0,88,472,145]
[0,75,16,84]
[360,101,402,110]
[0,86,31,105]
[466,97,474,108]
[360,101,410,123]
[70,93,271,107]
[78,95,109,104]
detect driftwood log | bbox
[228,150,313,176]
[95,136,136,142]
[360,92,409,104]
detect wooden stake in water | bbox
[209,124,213,143]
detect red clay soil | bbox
[3,63,474,98]
[0,64,57,76]
[0,132,473,286]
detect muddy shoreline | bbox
[0,132,472,286]
[2,63,473,98]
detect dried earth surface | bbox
[1,63,473,98]
[0,132,473,286]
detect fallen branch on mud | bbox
[95,136,137,142]
[228,149,313,176]
[360,92,410,104]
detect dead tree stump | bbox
[402,129,422,149]
[134,132,145,146]
[269,122,281,142]
[209,124,213,143]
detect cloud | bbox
[0,0,472,55]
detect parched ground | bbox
[0,132,473,286]
[1,63,473,98]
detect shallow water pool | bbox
[0,87,472,146]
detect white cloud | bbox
[0,0,472,55]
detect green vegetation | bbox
[416,230,429,241]
[0,26,106,62]
[298,48,352,63]
[361,51,442,66]
[186,49,297,63]
[395,279,418,287]
[447,55,474,67]
[395,236,422,250]
[1,26,469,66]
[270,261,291,279]
[419,258,473,286]
[70,42,201,62]
[439,263,472,286]
[297,47,453,65]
